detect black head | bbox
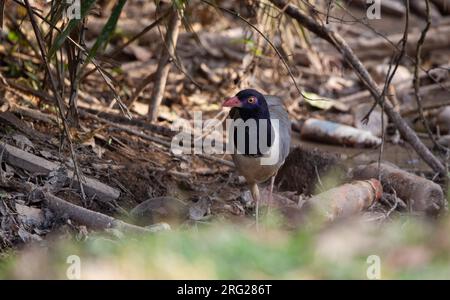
[222,89,269,114]
[223,89,274,156]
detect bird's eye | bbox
[247,96,257,104]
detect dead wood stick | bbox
[24,0,88,200]
[270,0,446,176]
[81,10,171,81]
[353,163,445,215]
[42,190,162,234]
[0,143,120,202]
[9,104,59,124]
[0,111,53,141]
[2,180,160,234]
[147,166,191,179]
[148,9,181,121]
[309,179,383,221]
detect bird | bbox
[222,89,291,229]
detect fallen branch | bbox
[0,111,52,142]
[270,0,446,176]
[412,0,445,151]
[42,190,166,234]
[309,179,383,221]
[0,143,120,202]
[353,162,445,215]
[1,179,163,234]
[9,104,59,125]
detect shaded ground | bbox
[0,0,449,278]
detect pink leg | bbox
[268,175,276,214]
[250,183,260,231]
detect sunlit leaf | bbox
[302,92,349,112]
[7,31,19,43]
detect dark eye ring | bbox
[248,96,257,104]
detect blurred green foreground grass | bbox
[1,216,450,279]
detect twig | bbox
[332,0,449,88]
[362,0,410,123]
[413,0,446,152]
[270,0,446,176]
[79,106,175,137]
[148,8,181,121]
[45,192,149,233]
[80,10,170,81]
[5,81,175,137]
[193,110,228,142]
[83,111,235,168]
[12,0,131,120]
[10,104,59,124]
[34,188,165,234]
[127,71,156,108]
[4,11,40,56]
[147,166,191,179]
[66,20,85,128]
[201,0,303,97]
[325,0,333,24]
[0,143,121,202]
[24,0,88,200]
[372,0,410,175]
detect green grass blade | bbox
[85,0,127,63]
[47,0,97,59]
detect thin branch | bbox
[13,0,131,119]
[362,0,410,123]
[376,0,410,177]
[201,0,304,97]
[23,0,87,201]
[81,9,171,81]
[319,0,450,90]
[270,0,446,176]
[413,0,447,152]
[81,110,235,168]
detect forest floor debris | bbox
[0,0,449,278]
